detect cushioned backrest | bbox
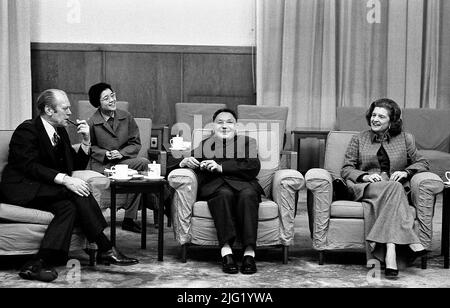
[403,108,450,151]
[134,118,152,158]
[336,107,368,131]
[192,124,280,197]
[174,103,226,140]
[324,131,358,180]
[238,119,284,151]
[0,131,14,179]
[77,100,129,121]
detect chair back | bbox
[77,100,129,121]
[174,103,226,140]
[336,107,367,131]
[0,130,14,179]
[323,131,358,180]
[134,118,152,158]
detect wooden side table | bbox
[110,178,167,261]
[291,128,330,174]
[442,184,450,268]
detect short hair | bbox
[88,82,113,108]
[365,98,403,136]
[212,108,237,122]
[36,89,67,114]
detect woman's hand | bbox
[109,150,123,160]
[390,171,408,182]
[362,174,385,183]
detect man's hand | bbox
[390,171,408,182]
[109,150,123,160]
[180,157,200,169]
[200,160,222,173]
[76,120,90,143]
[63,176,91,197]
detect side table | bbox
[442,184,450,268]
[292,127,330,174]
[110,178,167,261]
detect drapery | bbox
[0,0,31,129]
[257,0,450,131]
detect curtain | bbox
[0,0,31,130]
[257,0,450,131]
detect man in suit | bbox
[179,108,263,274]
[0,89,138,283]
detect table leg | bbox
[158,184,164,261]
[442,188,449,268]
[110,184,116,247]
[141,193,147,249]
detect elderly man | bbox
[179,108,264,274]
[0,89,138,283]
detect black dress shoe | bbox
[122,219,142,233]
[407,249,427,263]
[97,247,139,266]
[18,259,58,282]
[222,254,239,274]
[241,255,257,275]
[385,268,399,279]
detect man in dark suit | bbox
[179,108,263,274]
[0,89,138,283]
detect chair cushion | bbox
[0,203,53,225]
[192,198,279,221]
[0,130,14,179]
[418,150,450,181]
[330,201,364,218]
[323,131,358,180]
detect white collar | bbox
[40,116,58,146]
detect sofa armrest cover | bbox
[305,168,333,249]
[410,171,444,250]
[272,169,304,245]
[168,168,198,245]
[72,170,110,205]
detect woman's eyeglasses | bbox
[100,92,116,102]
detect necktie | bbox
[52,132,60,146]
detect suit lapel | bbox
[34,117,58,164]
[91,109,117,137]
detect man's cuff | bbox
[54,173,67,185]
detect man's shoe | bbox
[18,259,58,282]
[222,254,239,274]
[240,256,257,275]
[385,268,399,279]
[97,247,139,266]
[122,219,142,233]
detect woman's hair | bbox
[88,82,113,108]
[365,98,403,136]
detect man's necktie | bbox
[52,132,60,146]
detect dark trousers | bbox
[27,184,108,258]
[200,183,260,249]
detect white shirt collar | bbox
[40,116,58,146]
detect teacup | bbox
[111,164,128,178]
[446,171,450,183]
[170,136,184,149]
[148,162,161,178]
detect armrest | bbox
[280,150,297,170]
[167,168,198,245]
[305,168,333,249]
[72,170,109,205]
[148,149,167,176]
[410,171,444,250]
[272,169,304,245]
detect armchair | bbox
[168,121,304,264]
[305,131,444,268]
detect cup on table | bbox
[111,164,128,178]
[148,162,161,178]
[170,136,184,149]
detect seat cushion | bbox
[330,201,364,218]
[418,149,450,180]
[0,203,53,225]
[192,198,279,221]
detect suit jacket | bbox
[191,135,264,198]
[341,129,429,201]
[88,109,141,165]
[0,116,89,205]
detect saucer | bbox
[143,175,164,180]
[108,175,132,182]
[444,181,450,186]
[169,147,188,151]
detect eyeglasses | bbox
[100,92,116,102]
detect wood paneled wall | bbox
[31,43,256,129]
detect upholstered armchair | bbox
[168,120,304,264]
[305,131,444,268]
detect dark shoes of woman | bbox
[222,254,239,274]
[385,268,399,279]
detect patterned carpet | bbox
[1,197,449,288]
